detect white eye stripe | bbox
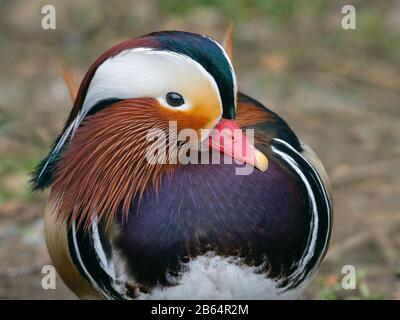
[81,48,222,116]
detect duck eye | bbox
[166,92,184,107]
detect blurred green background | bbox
[0,0,399,299]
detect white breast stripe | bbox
[273,138,331,251]
[271,144,318,286]
[91,217,116,281]
[71,219,127,299]
[271,138,331,289]
[71,221,112,299]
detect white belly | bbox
[138,253,311,300]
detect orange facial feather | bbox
[50,98,176,229]
[236,101,273,128]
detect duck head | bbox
[32,31,268,227]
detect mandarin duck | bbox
[32,29,332,300]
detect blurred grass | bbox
[0,156,37,205]
[159,0,330,23]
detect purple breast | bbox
[115,158,311,288]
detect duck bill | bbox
[208,119,268,172]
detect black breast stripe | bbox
[271,138,332,289]
[67,218,126,299]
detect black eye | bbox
[166,92,184,107]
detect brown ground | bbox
[0,0,399,299]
